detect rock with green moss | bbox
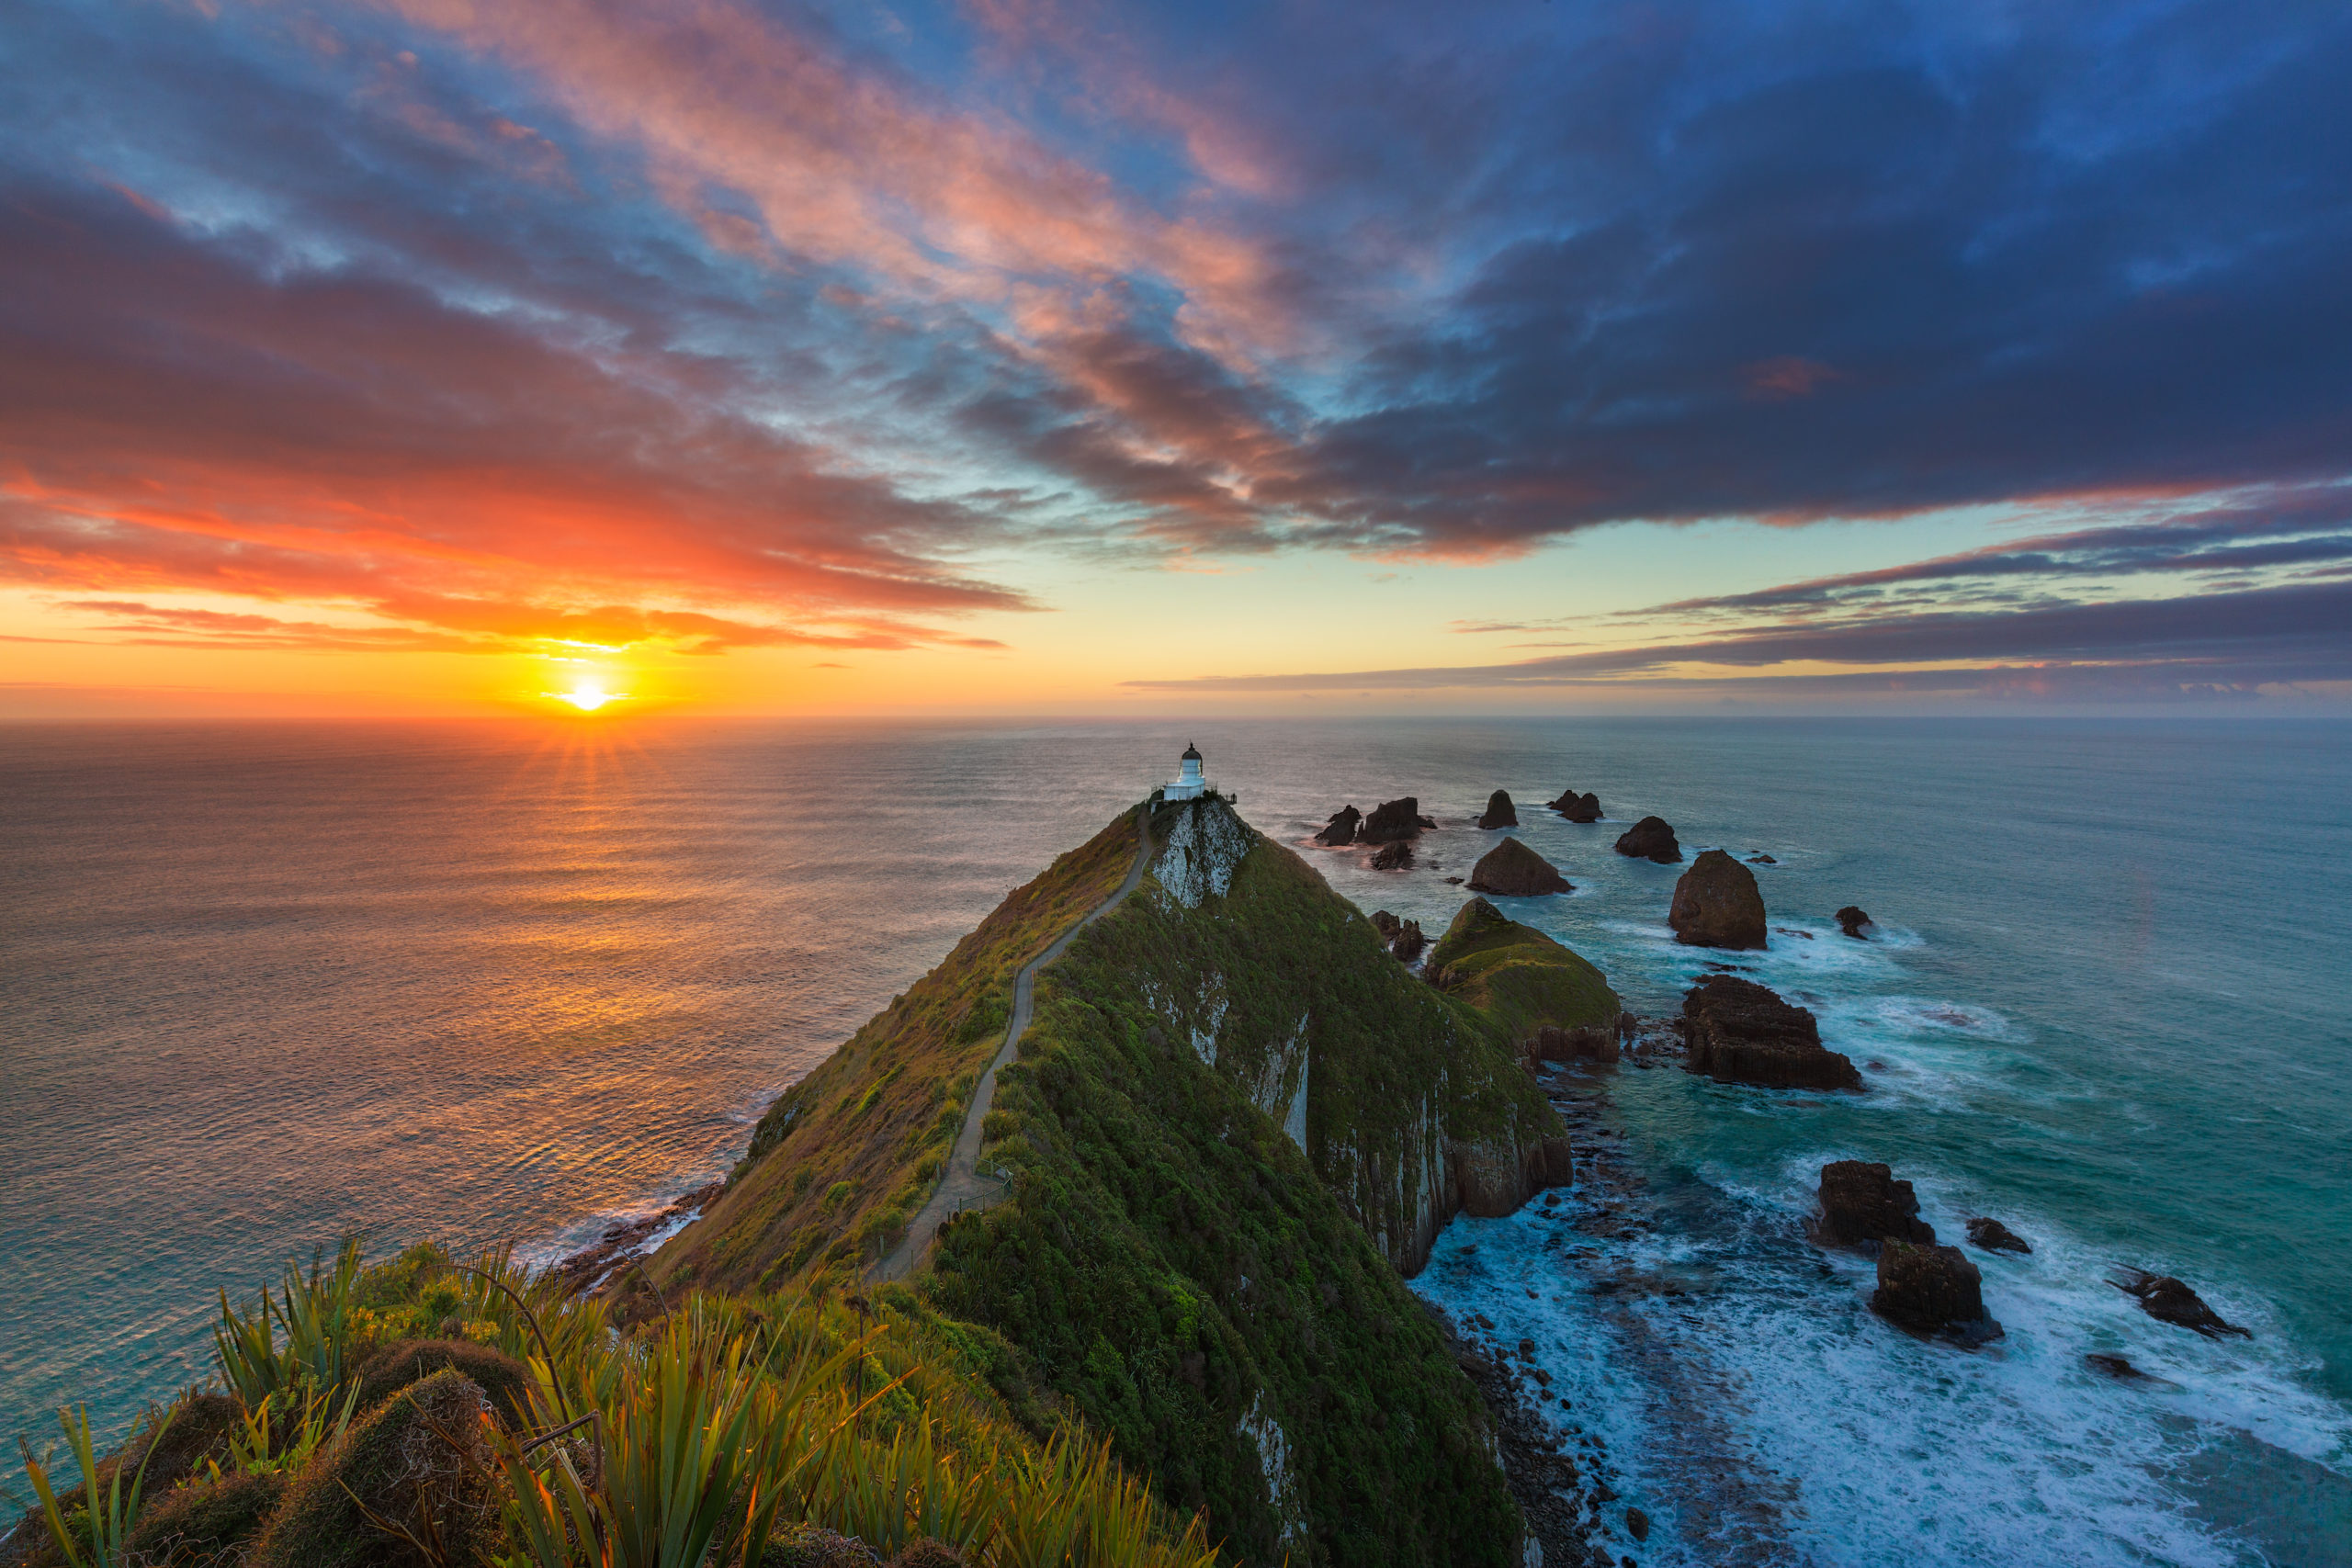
[352,1338,536,1427]
[252,1369,497,1568]
[1426,897,1620,1055]
[125,1470,286,1567]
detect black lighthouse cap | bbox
[1182,741,1202,760]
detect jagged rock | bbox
[1476,790,1519,829]
[1964,1217,2031,1255]
[1668,850,1768,950]
[1683,976,1861,1090]
[1371,909,1401,939]
[1747,852,1776,864]
[1371,840,1413,870]
[1872,1241,2002,1342]
[1554,791,1602,822]
[1390,920,1426,961]
[1836,905,1874,939]
[1467,837,1571,897]
[1815,1159,1936,1248]
[1359,797,1426,843]
[2109,1269,2252,1338]
[1317,805,1361,846]
[1612,816,1681,863]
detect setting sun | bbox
[554,682,621,712]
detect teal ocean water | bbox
[3,717,2346,1562]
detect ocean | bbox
[3,716,2346,1564]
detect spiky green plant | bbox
[17,1404,175,1568]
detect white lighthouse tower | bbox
[1163,741,1208,801]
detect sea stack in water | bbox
[1613,815,1681,863]
[1467,837,1571,897]
[2109,1268,2252,1338]
[1371,840,1413,871]
[1965,1217,2031,1255]
[1668,850,1768,949]
[1684,976,1862,1090]
[1547,789,1602,822]
[1815,1160,1936,1248]
[1476,790,1518,829]
[1358,796,1427,843]
[1836,905,1874,939]
[1317,805,1361,846]
[1872,1241,2003,1344]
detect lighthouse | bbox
[1163,741,1208,801]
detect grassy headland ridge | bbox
[672,797,1618,1565]
[1424,896,1621,1050]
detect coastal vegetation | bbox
[7,1239,1216,1568]
[678,797,1626,1564]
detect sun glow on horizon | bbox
[550,680,624,712]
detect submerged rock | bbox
[1836,905,1874,939]
[1468,837,1572,897]
[1371,840,1414,871]
[1872,1241,2003,1343]
[2109,1268,2252,1338]
[1476,790,1519,829]
[1359,796,1427,843]
[1316,805,1362,846]
[1747,852,1777,864]
[1683,976,1861,1090]
[1546,788,1602,822]
[1815,1159,1936,1249]
[1668,849,1768,950]
[2085,1353,2169,1383]
[1964,1217,2031,1255]
[1612,816,1682,863]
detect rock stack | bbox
[1466,837,1571,897]
[1668,850,1768,949]
[1476,790,1518,829]
[1836,905,1874,939]
[1316,805,1362,846]
[1682,976,1861,1089]
[1546,788,1602,822]
[1358,797,1428,843]
[1873,1242,2003,1343]
[1814,1160,1935,1248]
[1613,816,1681,863]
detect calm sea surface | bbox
[4,717,2347,1563]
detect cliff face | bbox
[670,798,1587,1565]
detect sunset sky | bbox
[6,0,2350,717]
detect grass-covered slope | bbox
[913,799,1563,1566]
[1424,896,1622,1047]
[647,809,1142,1298]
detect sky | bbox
[5,0,2351,718]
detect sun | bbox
[550,681,624,713]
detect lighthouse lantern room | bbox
[1163,741,1208,801]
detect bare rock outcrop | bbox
[1371,840,1413,871]
[1814,1159,1936,1249]
[1613,815,1681,863]
[1668,849,1768,950]
[1683,976,1861,1090]
[2109,1268,2252,1338]
[1965,1216,2031,1255]
[1316,805,1361,846]
[1546,789,1602,822]
[1872,1241,2003,1343]
[1836,905,1874,939]
[1359,796,1427,843]
[1476,790,1519,829]
[1466,836,1571,897]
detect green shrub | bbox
[351,1339,535,1428]
[250,1370,497,1568]
[123,1470,285,1566]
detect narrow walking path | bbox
[870,805,1156,1284]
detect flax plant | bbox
[16,1404,175,1568]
